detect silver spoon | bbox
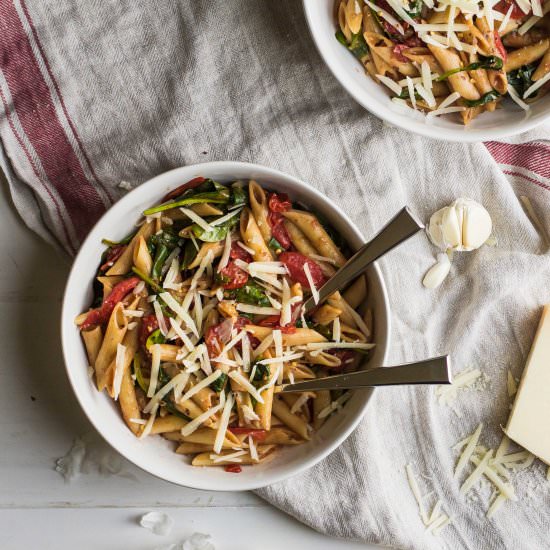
[302,206,425,314]
[280,355,452,393]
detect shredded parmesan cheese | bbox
[213,391,234,454]
[148,344,161,398]
[181,402,224,437]
[112,343,126,400]
[178,370,222,405]
[179,207,213,232]
[455,423,483,478]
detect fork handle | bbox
[280,356,452,392]
[302,207,424,314]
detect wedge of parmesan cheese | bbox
[505,305,550,466]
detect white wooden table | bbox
[0,176,374,550]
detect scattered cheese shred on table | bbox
[435,368,484,415]
[450,424,543,518]
[405,464,452,535]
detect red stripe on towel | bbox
[19,0,115,205]
[485,141,550,184]
[0,86,76,253]
[0,1,105,243]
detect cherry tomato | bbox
[268,192,292,213]
[229,428,267,440]
[268,211,292,249]
[139,314,159,349]
[81,277,140,330]
[493,31,508,62]
[161,177,207,202]
[224,464,242,473]
[99,245,126,272]
[230,241,252,262]
[392,44,410,63]
[279,252,326,290]
[494,0,526,19]
[219,262,249,289]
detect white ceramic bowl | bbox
[303,0,550,142]
[61,161,390,491]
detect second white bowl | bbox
[303,0,550,142]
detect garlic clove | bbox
[441,205,462,250]
[460,199,492,250]
[422,253,451,289]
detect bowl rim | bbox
[61,161,391,491]
[302,0,550,143]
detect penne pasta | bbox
[106,220,154,276]
[94,303,128,392]
[282,210,347,267]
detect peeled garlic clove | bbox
[422,254,451,289]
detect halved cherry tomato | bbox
[230,241,252,262]
[99,245,126,272]
[493,31,508,62]
[81,277,140,330]
[268,192,292,213]
[494,0,526,19]
[224,464,242,473]
[219,262,249,289]
[257,315,297,333]
[279,252,326,290]
[161,177,207,202]
[229,428,267,441]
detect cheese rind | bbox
[505,305,550,466]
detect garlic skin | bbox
[427,198,492,252]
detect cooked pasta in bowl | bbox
[304,0,550,140]
[61,162,390,490]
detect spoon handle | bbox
[280,355,452,392]
[302,207,424,314]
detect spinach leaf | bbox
[463,90,500,107]
[181,239,198,269]
[133,354,149,393]
[143,191,229,216]
[251,362,270,383]
[335,30,369,59]
[507,63,537,97]
[210,372,228,392]
[349,33,369,59]
[148,229,180,280]
[191,213,239,242]
[295,318,311,329]
[231,280,271,307]
[268,236,284,253]
[102,230,136,247]
[436,55,503,81]
[230,186,248,208]
[335,30,348,46]
[405,0,423,18]
[146,329,166,349]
